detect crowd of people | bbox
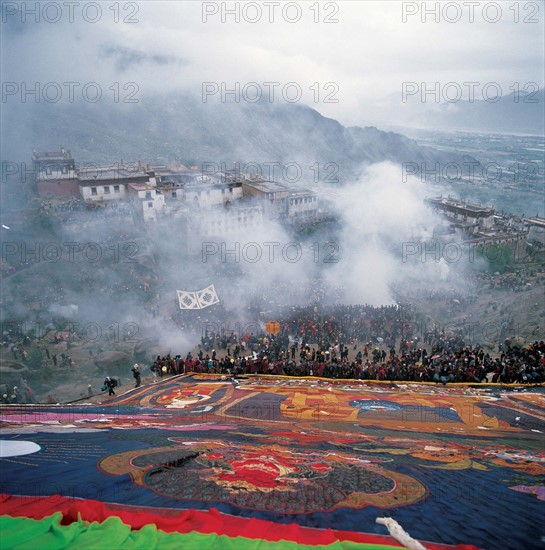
[1,378,35,404]
[1,300,543,406]
[473,270,539,292]
[147,305,545,385]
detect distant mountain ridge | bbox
[1,94,479,182]
[366,88,545,135]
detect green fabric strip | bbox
[0,514,401,550]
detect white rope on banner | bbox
[376,517,428,550]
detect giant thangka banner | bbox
[177,285,220,310]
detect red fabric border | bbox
[0,494,479,549]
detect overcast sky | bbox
[2,0,544,126]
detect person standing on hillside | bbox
[132,363,141,388]
[150,362,158,383]
[104,376,117,396]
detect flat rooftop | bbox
[427,196,495,215]
[152,165,189,175]
[243,180,290,193]
[244,180,315,196]
[128,183,158,192]
[527,217,545,227]
[32,149,73,161]
[288,189,317,198]
[78,166,149,181]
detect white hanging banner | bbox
[196,284,220,308]
[177,285,220,309]
[176,290,200,310]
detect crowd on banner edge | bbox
[2,304,544,405]
[152,305,545,386]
